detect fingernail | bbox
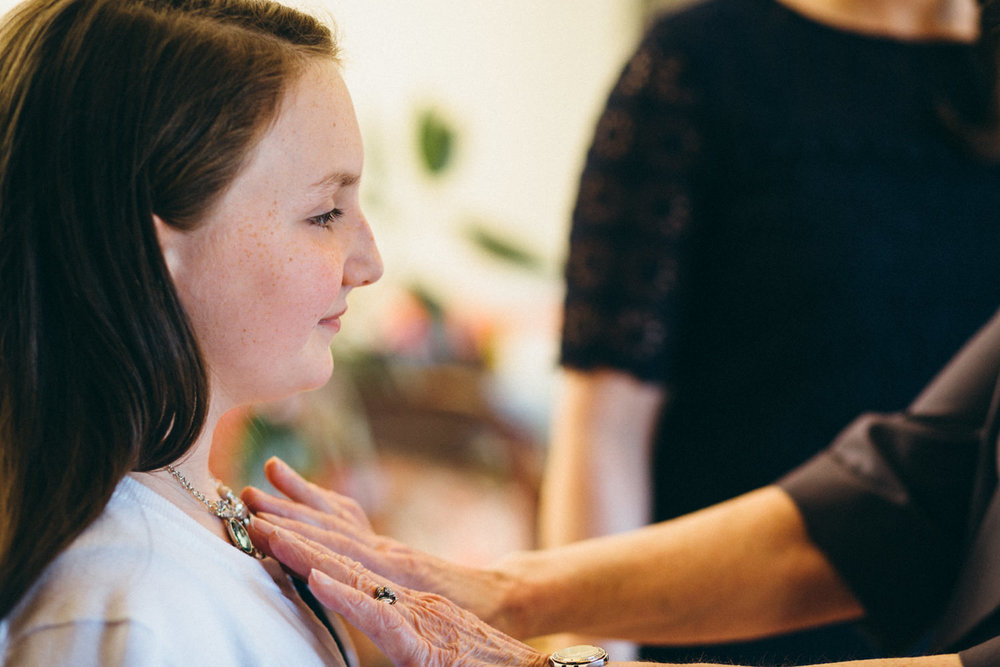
[259,521,286,540]
[310,568,333,585]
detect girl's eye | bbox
[308,208,343,228]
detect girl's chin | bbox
[215,349,335,408]
[298,355,336,393]
[242,372,335,410]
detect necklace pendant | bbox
[166,465,261,558]
[226,517,256,556]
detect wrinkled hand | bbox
[241,457,518,632]
[251,517,548,667]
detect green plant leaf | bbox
[417,108,455,175]
[464,223,545,273]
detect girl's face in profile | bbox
[159,59,383,410]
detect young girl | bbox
[0,0,381,662]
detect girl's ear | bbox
[152,214,182,278]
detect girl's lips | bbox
[318,316,341,332]
[318,308,345,332]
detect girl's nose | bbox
[344,214,383,287]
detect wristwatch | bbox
[548,644,609,666]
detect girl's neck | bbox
[777,0,980,42]
[130,405,232,543]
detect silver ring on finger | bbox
[373,585,397,605]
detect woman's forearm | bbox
[244,458,863,648]
[495,485,863,643]
[253,507,958,667]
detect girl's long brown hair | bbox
[0,0,338,618]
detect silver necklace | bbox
[166,465,261,558]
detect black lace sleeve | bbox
[560,21,704,383]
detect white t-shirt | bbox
[0,476,354,666]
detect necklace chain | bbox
[166,465,245,519]
[165,464,261,558]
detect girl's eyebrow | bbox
[309,171,360,191]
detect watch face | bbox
[549,644,609,666]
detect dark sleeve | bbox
[559,17,703,383]
[778,309,1000,652]
[961,636,1000,667]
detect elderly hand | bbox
[251,517,549,667]
[241,457,521,633]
